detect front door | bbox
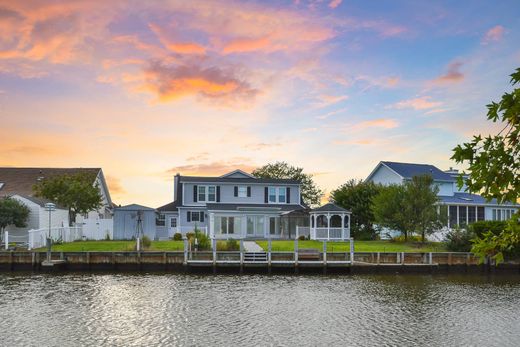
[169,217,177,236]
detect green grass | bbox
[39,240,185,252]
[255,240,446,253]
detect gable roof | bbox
[439,193,519,206]
[115,204,155,211]
[220,169,256,179]
[311,202,351,213]
[157,200,180,212]
[0,167,102,197]
[368,161,454,182]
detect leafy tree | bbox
[330,179,382,240]
[33,173,103,226]
[452,68,520,264]
[451,68,519,203]
[372,184,409,240]
[252,162,323,207]
[0,197,30,242]
[372,175,444,242]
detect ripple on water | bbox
[0,273,519,346]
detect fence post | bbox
[401,252,405,265]
[4,231,7,250]
[396,252,400,264]
[183,239,188,265]
[376,252,380,265]
[323,240,327,265]
[240,239,244,265]
[350,238,354,264]
[429,252,433,265]
[268,238,272,266]
[212,238,217,265]
[294,238,298,265]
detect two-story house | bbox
[157,169,309,239]
[366,161,519,229]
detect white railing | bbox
[28,227,83,250]
[311,227,349,240]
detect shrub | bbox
[226,238,239,251]
[173,233,182,241]
[105,233,111,241]
[298,235,306,241]
[185,232,195,240]
[190,232,211,250]
[469,221,507,238]
[390,234,422,243]
[445,227,475,252]
[141,235,152,249]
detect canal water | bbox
[0,273,519,346]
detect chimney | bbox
[173,173,180,201]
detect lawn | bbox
[255,240,447,253]
[40,240,185,252]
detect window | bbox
[156,214,165,226]
[208,186,216,201]
[217,216,235,234]
[197,185,216,202]
[188,211,204,222]
[477,207,485,221]
[191,211,200,222]
[449,206,458,227]
[468,206,476,224]
[198,186,206,202]
[247,216,254,235]
[268,187,287,203]
[458,206,467,225]
[492,209,497,221]
[170,218,177,228]
[497,209,502,221]
[278,188,286,203]
[269,187,277,202]
[238,186,247,198]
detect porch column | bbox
[209,213,215,239]
[341,213,345,240]
[327,213,330,240]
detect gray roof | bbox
[439,193,519,206]
[206,203,306,212]
[178,175,300,185]
[157,200,180,212]
[381,161,454,181]
[311,203,351,213]
[0,167,102,197]
[115,204,155,211]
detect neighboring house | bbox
[157,169,309,239]
[366,161,519,230]
[0,167,113,240]
[113,204,156,240]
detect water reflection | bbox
[0,273,519,346]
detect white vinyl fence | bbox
[28,227,83,249]
[81,218,114,240]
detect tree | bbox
[372,184,409,240]
[330,179,382,240]
[33,173,103,226]
[252,162,323,207]
[0,197,30,242]
[451,68,520,204]
[372,175,444,242]
[452,68,520,264]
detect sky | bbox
[0,0,519,207]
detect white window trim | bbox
[197,185,217,203]
[268,186,287,204]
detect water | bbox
[0,273,519,346]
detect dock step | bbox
[244,252,267,262]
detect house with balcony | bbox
[157,169,312,240]
[366,161,519,231]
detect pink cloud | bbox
[351,118,398,131]
[222,36,271,54]
[329,0,342,9]
[388,96,442,110]
[482,25,505,44]
[431,61,464,85]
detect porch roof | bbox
[311,202,351,213]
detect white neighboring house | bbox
[0,167,113,242]
[366,161,520,240]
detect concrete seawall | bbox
[1,251,519,274]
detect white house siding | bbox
[369,165,403,185]
[436,182,454,196]
[182,182,300,206]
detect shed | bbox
[113,204,157,240]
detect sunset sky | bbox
[1,0,519,207]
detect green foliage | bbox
[141,235,152,249]
[0,197,30,242]
[192,232,211,250]
[298,235,306,241]
[372,175,444,242]
[445,227,475,252]
[469,220,507,238]
[105,233,111,241]
[33,172,103,225]
[173,232,183,241]
[390,234,422,243]
[252,161,323,207]
[185,232,195,240]
[330,179,382,240]
[452,68,520,204]
[226,238,239,251]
